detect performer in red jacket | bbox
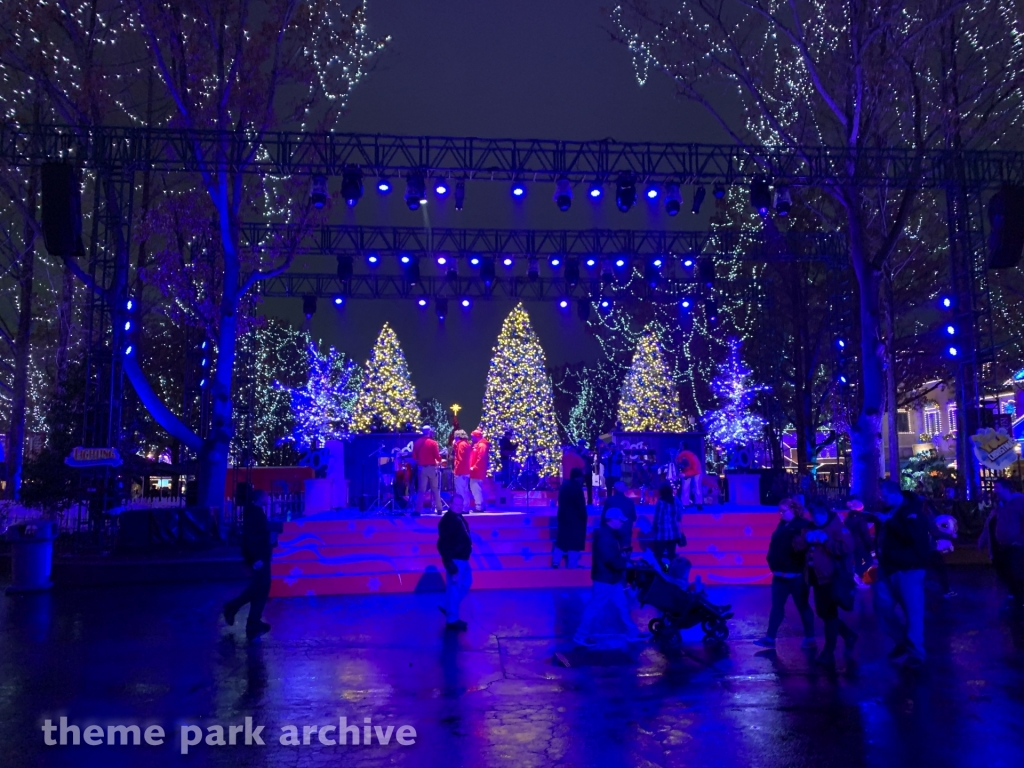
[469,430,490,512]
[412,425,443,514]
[452,429,472,510]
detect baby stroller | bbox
[627,557,733,644]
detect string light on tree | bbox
[617,328,689,432]
[279,341,360,451]
[702,339,768,453]
[351,323,420,432]
[479,303,561,476]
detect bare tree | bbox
[613,0,1023,499]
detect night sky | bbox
[261,0,731,427]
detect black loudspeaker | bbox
[988,185,1024,269]
[41,163,84,257]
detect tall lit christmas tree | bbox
[351,323,420,433]
[617,328,689,432]
[703,339,767,452]
[479,304,561,476]
[282,342,360,450]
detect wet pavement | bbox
[1,567,1022,768]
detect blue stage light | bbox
[837,339,845,349]
[653,258,663,268]
[550,256,562,268]
[334,297,343,306]
[126,299,133,311]
[503,256,514,267]
[680,298,691,309]
[646,184,659,200]
[839,374,848,384]
[559,299,569,309]
[377,178,391,194]
[461,299,471,308]
[199,378,205,387]
[418,298,428,307]
[437,255,448,266]
[941,296,953,309]
[600,299,610,309]
[124,320,131,331]
[434,177,448,196]
[683,258,694,268]
[948,346,959,357]
[400,254,411,264]
[589,180,603,199]
[585,257,597,267]
[470,256,480,266]
[368,253,379,264]
[511,181,526,197]
[125,345,133,356]
[615,258,626,268]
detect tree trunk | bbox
[848,219,885,502]
[883,270,901,482]
[55,259,76,394]
[6,201,37,500]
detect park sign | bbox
[64,447,123,469]
[970,428,1018,471]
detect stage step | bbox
[270,507,777,596]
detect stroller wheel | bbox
[701,619,729,643]
[648,618,664,635]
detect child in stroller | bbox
[626,554,733,644]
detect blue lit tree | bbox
[703,340,767,454]
[281,342,360,451]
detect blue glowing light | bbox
[418,298,428,307]
[559,299,569,309]
[334,297,344,305]
[653,258,663,268]
[435,182,448,196]
[941,296,952,309]
[470,256,480,266]
[646,186,658,199]
[201,341,207,349]
[400,255,411,264]
[511,182,526,197]
[600,299,610,309]
[125,345,133,355]
[437,256,447,266]
[946,325,956,335]
[589,184,602,199]
[461,299,471,308]
[837,339,845,349]
[126,299,133,311]
[551,257,562,267]
[680,299,691,309]
[124,320,131,331]
[683,258,694,267]
[199,378,206,387]
[585,258,597,267]
[368,254,379,264]
[377,178,391,193]
[949,346,959,357]
[615,258,626,268]
[503,257,513,266]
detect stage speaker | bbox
[41,163,84,257]
[988,185,1024,269]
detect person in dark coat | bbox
[794,502,857,667]
[223,490,281,640]
[437,494,473,631]
[601,481,637,550]
[552,468,588,568]
[573,508,645,646]
[844,499,876,580]
[754,499,816,650]
[874,482,933,668]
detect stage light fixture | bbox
[502,256,514,267]
[446,262,458,281]
[680,298,692,309]
[469,255,481,266]
[367,253,379,265]
[336,254,353,281]
[948,345,959,357]
[403,256,421,284]
[646,183,659,200]
[664,182,682,216]
[377,177,391,194]
[481,257,496,286]
[418,298,428,307]
[698,258,716,287]
[333,296,344,306]
[434,177,449,196]
[124,320,131,332]
[946,324,956,336]
[303,295,317,318]
[310,175,329,208]
[435,298,448,320]
[585,256,597,268]
[837,339,846,349]
[691,185,706,214]
[644,256,661,287]
[555,177,573,211]
[559,299,569,309]
[683,256,694,268]
[549,255,562,268]
[614,257,626,268]
[713,183,726,199]
[599,298,611,310]
[565,258,580,285]
[839,374,849,385]
[750,175,771,215]
[461,298,471,308]
[341,165,363,207]
[405,173,427,210]
[400,254,411,264]
[615,172,636,212]
[528,256,539,281]
[589,179,603,199]
[126,299,133,311]
[774,185,792,216]
[125,345,133,356]
[705,297,718,325]
[436,254,448,266]
[511,181,526,198]
[940,296,953,309]
[454,180,465,211]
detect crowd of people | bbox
[222,461,1024,650]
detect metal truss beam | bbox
[257,273,765,304]
[4,124,1023,188]
[241,225,847,263]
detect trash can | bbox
[5,521,57,594]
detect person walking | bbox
[573,508,646,647]
[451,430,472,511]
[874,481,933,669]
[576,439,595,505]
[412,425,443,515]
[602,480,637,550]
[223,490,280,640]
[675,444,703,508]
[469,429,490,512]
[794,502,857,668]
[981,477,1024,611]
[553,467,588,568]
[437,494,472,631]
[754,499,817,650]
[650,481,685,566]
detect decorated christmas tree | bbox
[479,304,561,476]
[281,341,360,450]
[617,328,689,432]
[351,323,420,433]
[703,339,768,452]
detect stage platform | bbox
[270,503,777,597]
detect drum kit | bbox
[506,453,545,491]
[620,447,678,499]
